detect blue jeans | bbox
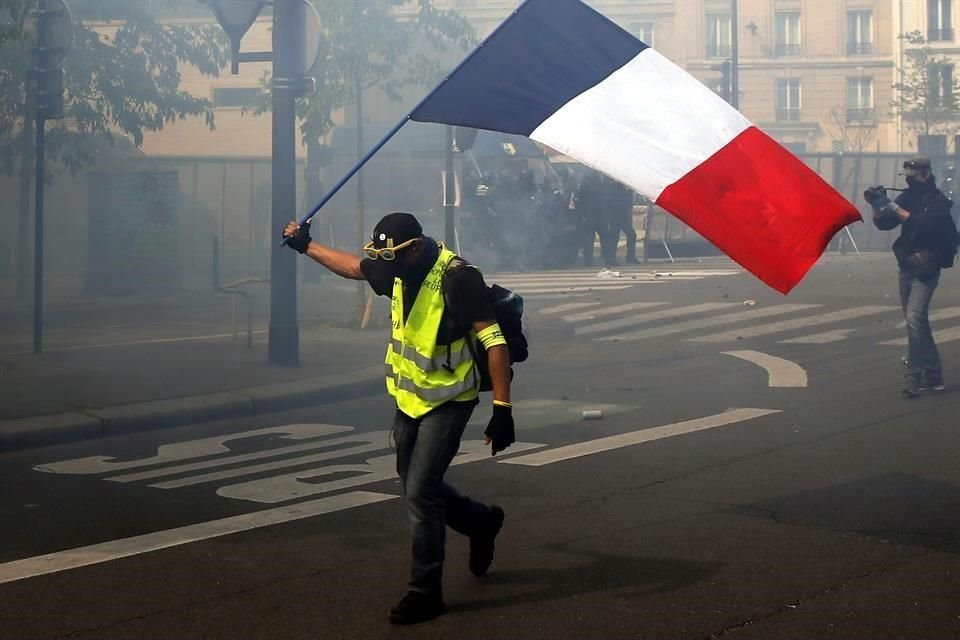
[899,269,942,382]
[393,401,493,595]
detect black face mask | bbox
[396,237,438,286]
[906,174,934,190]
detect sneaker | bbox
[469,505,505,577]
[902,375,922,398]
[919,375,946,392]
[389,591,446,625]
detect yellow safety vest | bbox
[385,246,478,418]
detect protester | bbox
[283,212,515,624]
[866,156,959,397]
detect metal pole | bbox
[268,0,302,366]
[33,115,45,354]
[445,125,455,247]
[355,72,366,323]
[730,0,739,110]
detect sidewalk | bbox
[0,278,392,452]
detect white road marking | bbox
[722,350,808,388]
[574,303,738,336]
[878,325,960,346]
[0,491,398,585]
[895,307,960,329]
[512,285,635,295]
[34,424,353,476]
[147,431,393,488]
[562,301,668,323]
[500,408,780,467]
[780,329,855,344]
[216,440,546,504]
[596,304,819,342]
[538,302,603,315]
[689,306,897,342]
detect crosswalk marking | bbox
[689,306,897,343]
[538,302,603,315]
[894,306,960,329]
[562,301,668,323]
[514,284,634,295]
[877,325,960,346]
[575,302,738,336]
[780,329,855,344]
[596,304,820,342]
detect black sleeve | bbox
[359,258,395,297]
[447,266,495,327]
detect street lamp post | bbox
[730,0,739,110]
[268,0,304,366]
[204,0,304,366]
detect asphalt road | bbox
[2,255,960,640]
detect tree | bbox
[892,30,960,140]
[1,0,229,297]
[821,105,877,153]
[0,0,229,174]
[246,0,476,153]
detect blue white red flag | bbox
[410,0,860,293]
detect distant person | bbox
[865,156,959,397]
[605,179,639,264]
[575,169,608,267]
[283,212,515,624]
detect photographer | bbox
[865,156,959,397]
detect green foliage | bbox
[0,0,32,47]
[0,0,229,174]
[247,0,477,146]
[892,30,960,137]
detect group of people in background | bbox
[461,164,640,270]
[570,168,640,267]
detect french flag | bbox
[410,0,861,294]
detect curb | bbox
[0,365,384,453]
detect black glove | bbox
[485,404,515,456]
[284,221,312,254]
[863,186,886,206]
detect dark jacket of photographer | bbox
[873,181,956,277]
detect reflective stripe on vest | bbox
[385,246,478,418]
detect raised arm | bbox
[283,220,365,280]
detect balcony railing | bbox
[775,43,801,56]
[847,42,873,55]
[928,28,955,41]
[846,107,874,123]
[776,107,801,121]
[706,44,731,58]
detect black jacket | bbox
[873,182,957,275]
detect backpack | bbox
[442,257,528,392]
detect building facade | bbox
[118,1,959,158]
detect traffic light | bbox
[709,59,732,103]
[30,0,70,121]
[30,67,64,120]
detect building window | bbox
[847,77,874,122]
[928,63,955,108]
[775,12,801,56]
[776,78,801,120]
[782,142,807,155]
[847,11,873,55]
[212,87,261,108]
[706,13,731,58]
[928,0,954,41]
[631,21,654,47]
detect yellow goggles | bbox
[362,237,417,261]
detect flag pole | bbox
[284,0,536,244]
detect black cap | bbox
[901,155,932,177]
[371,212,423,249]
